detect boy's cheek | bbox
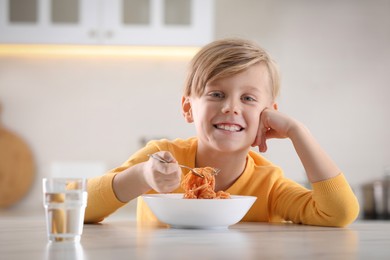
[247,126,260,145]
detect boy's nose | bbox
[221,100,241,115]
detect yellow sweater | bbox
[84,137,359,227]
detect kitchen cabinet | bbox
[0,0,214,46]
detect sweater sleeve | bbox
[271,174,360,227]
[83,139,177,223]
[84,171,127,223]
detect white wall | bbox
[0,56,195,214]
[1,0,389,216]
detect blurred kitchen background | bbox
[0,0,389,220]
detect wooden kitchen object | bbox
[0,112,35,207]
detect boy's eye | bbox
[207,91,224,99]
[241,95,256,102]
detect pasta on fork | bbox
[181,167,231,199]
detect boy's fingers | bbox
[259,128,269,153]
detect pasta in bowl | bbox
[142,194,257,229]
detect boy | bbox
[85,38,359,227]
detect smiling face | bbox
[182,63,276,154]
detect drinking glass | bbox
[42,178,87,242]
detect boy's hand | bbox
[252,108,299,153]
[143,151,181,193]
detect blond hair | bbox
[183,38,280,99]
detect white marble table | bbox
[1,215,389,260]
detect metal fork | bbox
[147,154,221,178]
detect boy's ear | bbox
[181,96,193,123]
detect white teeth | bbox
[216,124,241,132]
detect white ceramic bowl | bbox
[142,193,257,229]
